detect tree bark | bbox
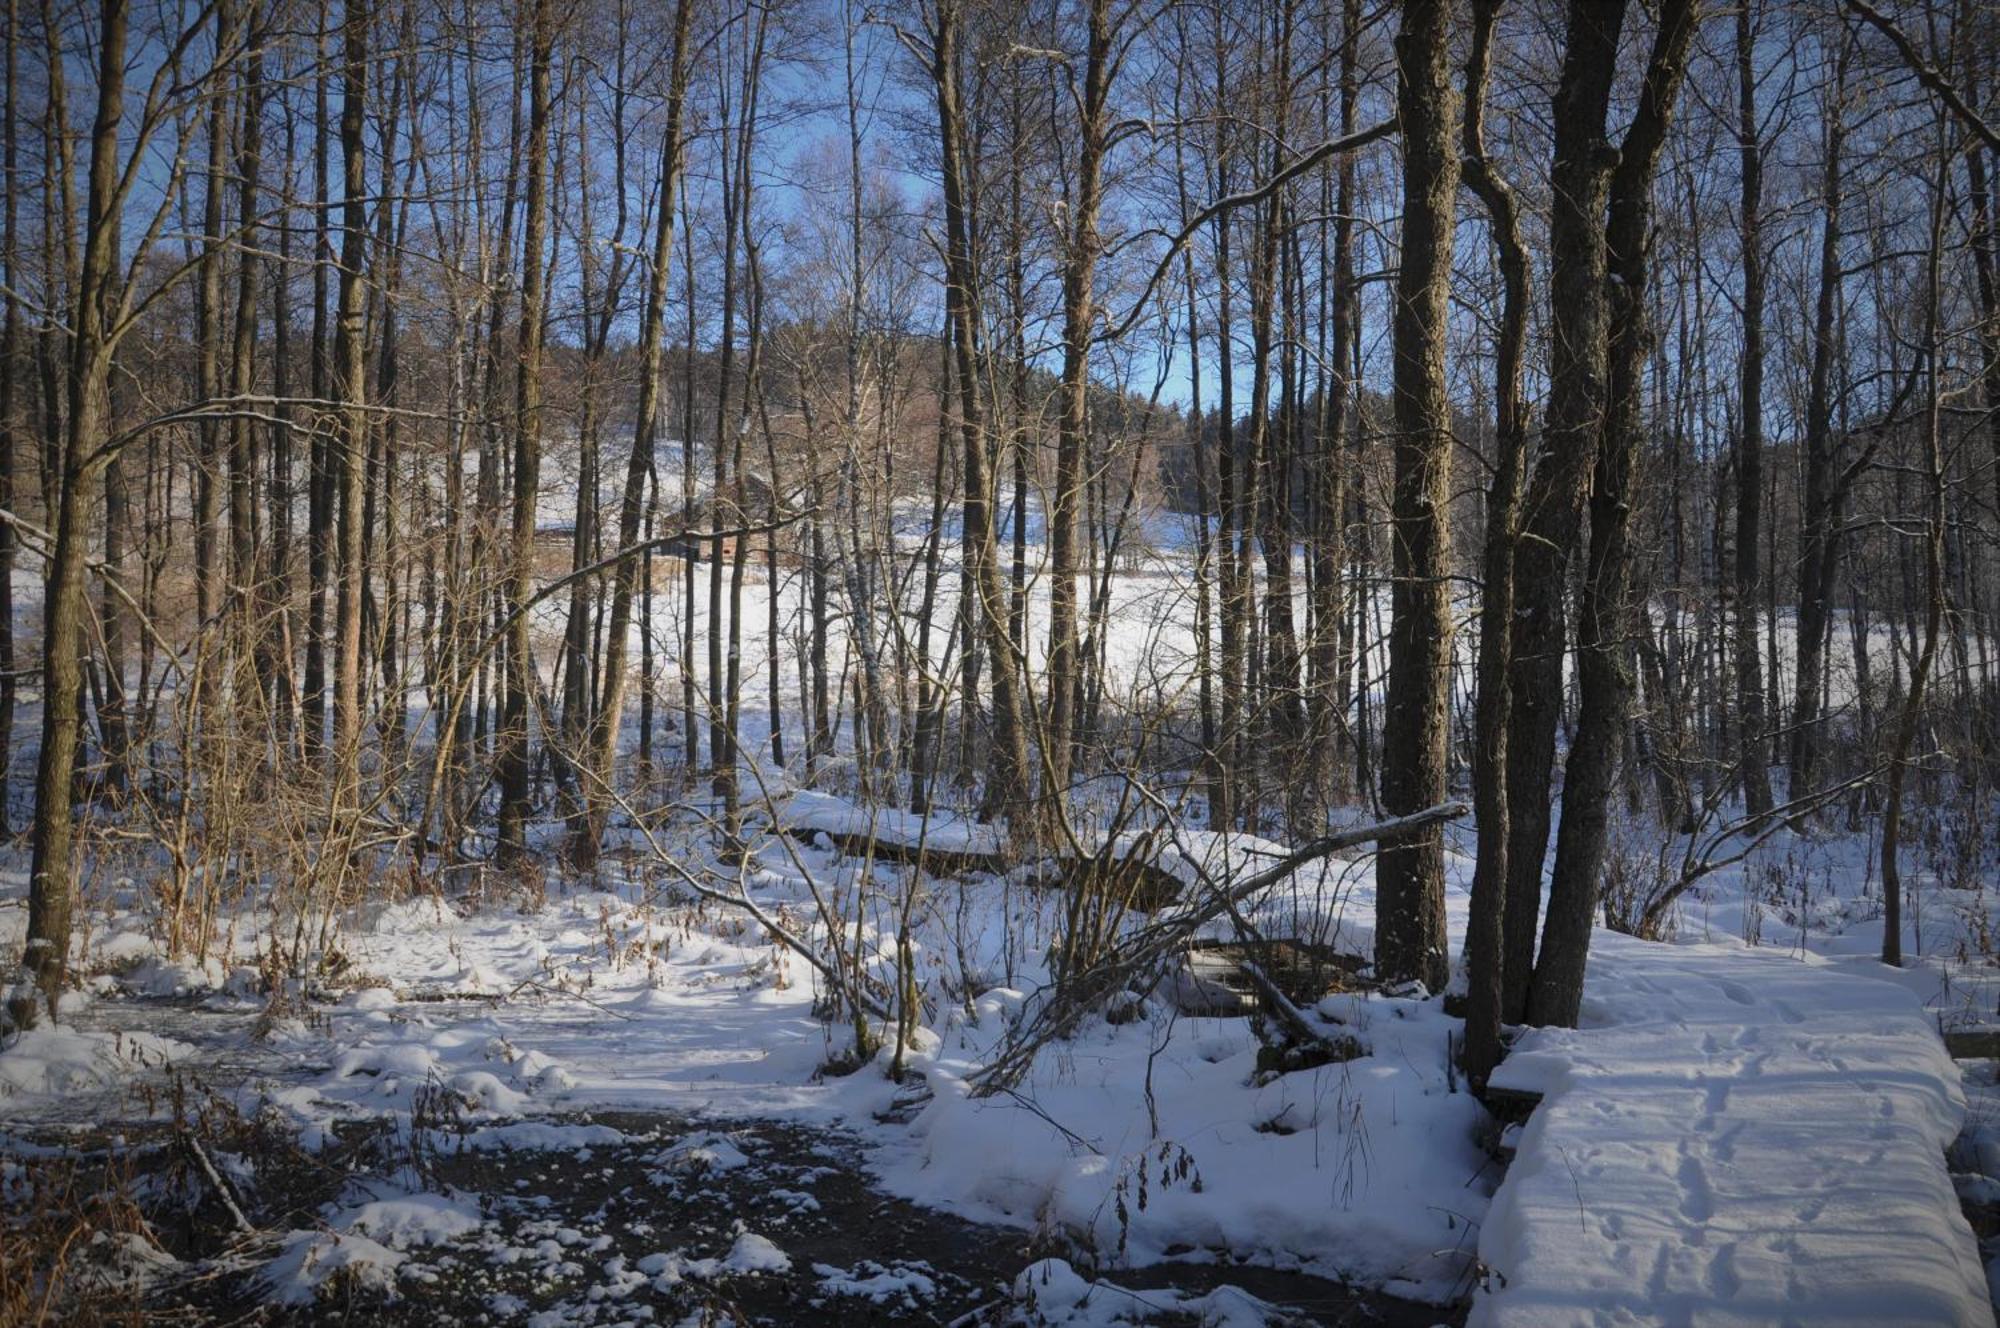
[1499,0,1627,1023]
[1732,0,1774,820]
[1045,0,1115,828]
[1789,30,1851,818]
[1527,0,1698,1029]
[330,0,370,799]
[1883,116,1953,971]
[573,0,694,865]
[1375,0,1459,992]
[925,0,1031,825]
[1459,0,1530,1090]
[496,0,554,864]
[13,0,130,1027]
[0,0,19,834]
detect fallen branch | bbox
[971,801,1466,1093]
[181,1132,255,1235]
[1237,958,1338,1052]
[1630,766,1881,939]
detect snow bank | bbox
[881,982,1489,1301]
[1474,933,1992,1327]
[0,1025,191,1099]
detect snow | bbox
[719,1229,792,1274]
[337,1192,486,1248]
[813,1258,940,1305]
[459,1120,629,1152]
[1009,1257,1283,1326]
[259,1229,408,1305]
[116,954,227,997]
[650,1128,754,1173]
[779,786,1385,919]
[0,1024,192,1099]
[1474,931,1993,1327]
[71,1231,181,1295]
[634,1226,792,1285]
[780,788,1004,859]
[881,976,1488,1300]
[7,647,1999,1326]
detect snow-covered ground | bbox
[0,812,1493,1317]
[6,528,2000,1323]
[8,781,1997,1323]
[1478,931,1989,1327]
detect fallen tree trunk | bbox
[970,801,1467,1093]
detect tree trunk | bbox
[1527,0,1697,1028]
[303,4,331,752]
[230,19,264,698]
[929,0,1031,826]
[1045,0,1115,829]
[330,0,370,802]
[1459,0,1530,1090]
[1732,0,1773,820]
[1499,0,1627,1023]
[1789,31,1851,819]
[0,0,18,833]
[1309,0,1361,804]
[1375,0,1458,992]
[13,0,129,1028]
[496,0,553,864]
[574,0,693,865]
[1883,120,1954,970]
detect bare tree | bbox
[1374,0,1458,992]
[497,0,556,864]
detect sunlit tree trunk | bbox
[496,0,554,863]
[1375,0,1459,991]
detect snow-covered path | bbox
[1473,933,1993,1327]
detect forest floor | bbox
[4,785,2000,1325]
